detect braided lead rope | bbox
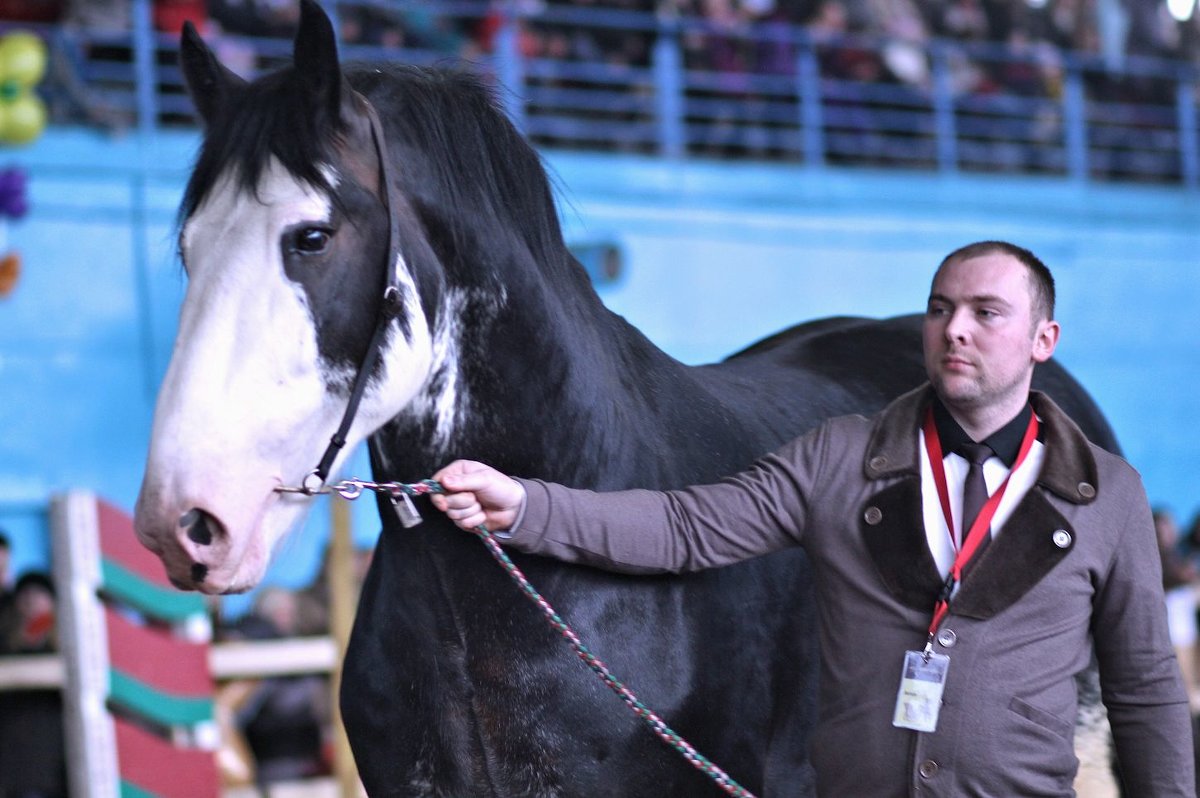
[293,477,757,797]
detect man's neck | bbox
[932,395,1034,467]
[938,394,1031,443]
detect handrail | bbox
[0,636,340,692]
[7,3,1200,182]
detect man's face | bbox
[922,252,1059,418]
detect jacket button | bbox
[1052,529,1072,548]
[864,506,883,525]
[936,629,957,648]
[869,455,888,471]
[918,759,939,779]
[1077,482,1096,499]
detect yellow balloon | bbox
[0,93,46,144]
[0,32,47,88]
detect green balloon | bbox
[0,93,46,143]
[0,32,47,88]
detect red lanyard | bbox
[921,406,1039,643]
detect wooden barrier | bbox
[1,493,351,797]
[50,491,219,798]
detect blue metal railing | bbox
[8,0,1200,187]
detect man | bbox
[0,531,13,654]
[0,531,11,593]
[431,241,1194,796]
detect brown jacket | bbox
[509,385,1194,797]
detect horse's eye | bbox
[292,227,332,255]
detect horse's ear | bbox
[179,21,245,127]
[292,0,343,124]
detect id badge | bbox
[892,650,950,733]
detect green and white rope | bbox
[310,477,758,798]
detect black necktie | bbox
[956,442,993,559]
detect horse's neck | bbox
[379,292,753,489]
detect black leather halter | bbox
[302,96,404,494]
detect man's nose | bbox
[943,309,970,341]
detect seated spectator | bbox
[807,0,886,83]
[1156,507,1200,706]
[208,0,299,39]
[61,0,129,33]
[0,570,56,655]
[0,569,67,798]
[0,530,12,607]
[0,0,65,22]
[154,0,207,35]
[232,587,332,787]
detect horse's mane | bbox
[180,68,341,222]
[348,64,576,287]
[180,62,576,290]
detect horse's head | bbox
[134,0,445,593]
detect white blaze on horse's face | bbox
[135,158,434,594]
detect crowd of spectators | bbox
[0,2,1195,175]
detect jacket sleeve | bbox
[501,421,836,574]
[1092,466,1196,795]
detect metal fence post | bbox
[653,23,684,159]
[1176,76,1198,189]
[796,39,825,167]
[1063,65,1088,182]
[130,0,157,136]
[130,0,160,397]
[494,8,527,135]
[931,44,957,174]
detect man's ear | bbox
[1032,319,1061,363]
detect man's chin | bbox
[932,375,979,402]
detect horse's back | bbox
[719,314,1119,453]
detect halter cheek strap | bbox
[304,96,404,494]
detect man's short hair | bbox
[14,570,54,598]
[937,240,1056,322]
[0,530,9,550]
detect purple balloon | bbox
[0,166,28,219]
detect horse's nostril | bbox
[191,562,209,584]
[181,508,214,546]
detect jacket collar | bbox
[859,385,1102,619]
[863,384,1099,505]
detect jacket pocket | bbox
[1008,696,1074,740]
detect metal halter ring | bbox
[301,470,327,496]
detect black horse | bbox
[133,3,1119,795]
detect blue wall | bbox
[555,153,1200,520]
[2,127,1198,614]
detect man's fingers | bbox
[436,462,498,493]
[432,460,521,533]
[446,502,480,521]
[440,493,476,511]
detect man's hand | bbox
[431,460,526,532]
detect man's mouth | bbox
[942,355,973,370]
